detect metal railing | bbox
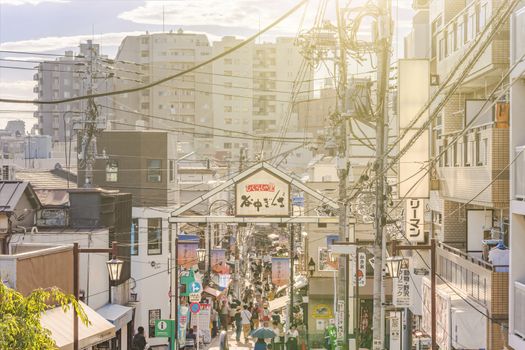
[437,242,508,272]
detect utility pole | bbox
[372,0,392,348]
[335,1,351,349]
[81,41,98,188]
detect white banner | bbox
[336,300,344,340]
[405,198,425,242]
[393,268,410,307]
[235,169,290,216]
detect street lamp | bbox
[106,257,123,282]
[196,248,206,263]
[385,256,403,278]
[308,258,316,276]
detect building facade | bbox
[33,40,112,143]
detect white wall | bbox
[11,231,110,309]
[131,206,173,347]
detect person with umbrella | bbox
[254,338,268,350]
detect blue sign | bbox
[189,302,201,314]
[292,196,305,207]
[189,281,202,293]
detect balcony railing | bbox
[516,146,525,200]
[515,281,525,338]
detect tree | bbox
[0,282,89,349]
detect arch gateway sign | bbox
[235,169,291,217]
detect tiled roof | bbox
[16,169,77,190]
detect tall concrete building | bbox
[212,36,313,161]
[111,30,214,157]
[211,36,254,160]
[33,40,111,143]
[508,2,525,349]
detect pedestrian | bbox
[211,306,219,337]
[254,338,268,350]
[234,306,243,342]
[131,326,147,350]
[261,303,271,323]
[220,300,230,331]
[287,325,299,350]
[241,304,253,343]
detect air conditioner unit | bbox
[1,165,15,181]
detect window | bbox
[141,50,149,58]
[141,102,150,110]
[457,21,465,48]
[224,143,232,149]
[224,58,232,65]
[444,140,449,166]
[106,160,118,182]
[147,159,162,183]
[224,106,232,112]
[131,218,139,255]
[148,309,161,337]
[169,160,175,182]
[224,118,232,125]
[439,146,444,167]
[438,37,445,60]
[467,12,476,41]
[447,27,455,54]
[479,4,487,29]
[147,218,162,255]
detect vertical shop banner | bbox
[319,247,338,271]
[393,268,410,307]
[211,249,229,274]
[190,303,212,343]
[336,300,345,340]
[271,257,290,286]
[178,305,190,347]
[218,273,231,289]
[178,241,199,269]
[405,199,425,242]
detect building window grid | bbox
[147,159,162,183]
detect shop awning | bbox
[41,301,115,350]
[97,303,133,331]
[203,286,223,298]
[269,296,289,312]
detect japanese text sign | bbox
[235,169,290,217]
[405,198,425,242]
[271,257,290,286]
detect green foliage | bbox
[0,282,89,349]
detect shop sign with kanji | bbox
[393,268,411,307]
[235,169,290,217]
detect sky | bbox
[0,0,415,129]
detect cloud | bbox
[0,0,68,5]
[118,0,306,32]
[0,80,35,100]
[0,30,223,54]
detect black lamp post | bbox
[308,258,316,277]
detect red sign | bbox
[246,184,276,192]
[190,302,201,314]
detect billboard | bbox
[235,169,290,217]
[397,59,430,198]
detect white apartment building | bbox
[212,36,254,160]
[33,40,111,143]
[112,30,214,157]
[508,3,525,349]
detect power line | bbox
[0,0,309,105]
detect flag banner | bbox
[211,249,229,273]
[271,257,290,286]
[177,241,199,269]
[318,247,337,271]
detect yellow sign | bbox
[311,304,333,319]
